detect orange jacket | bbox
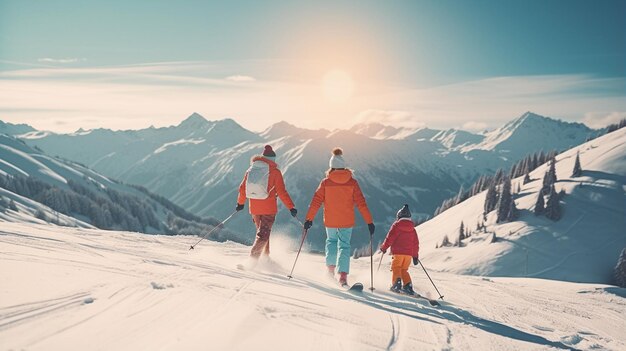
[305,169,373,228]
[237,156,295,215]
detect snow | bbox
[153,138,206,154]
[417,127,626,284]
[463,112,596,158]
[1,221,624,350]
[0,187,94,228]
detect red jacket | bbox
[380,218,419,257]
[237,156,295,215]
[305,169,373,228]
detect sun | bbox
[322,69,354,102]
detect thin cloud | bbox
[582,111,626,129]
[37,58,86,64]
[354,109,425,128]
[225,75,256,82]
[462,121,489,132]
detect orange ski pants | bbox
[391,254,412,285]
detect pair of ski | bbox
[341,281,440,307]
[389,289,441,306]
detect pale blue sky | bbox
[0,0,624,132]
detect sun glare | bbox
[322,70,354,102]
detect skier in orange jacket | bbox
[305,147,375,287]
[237,145,297,260]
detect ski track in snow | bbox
[0,222,624,350]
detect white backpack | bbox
[245,161,271,199]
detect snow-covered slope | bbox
[431,129,486,149]
[417,127,626,284]
[1,221,624,350]
[0,133,240,240]
[0,133,128,192]
[0,186,94,228]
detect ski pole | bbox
[287,226,308,279]
[189,211,238,250]
[369,232,375,291]
[376,251,385,272]
[418,258,444,300]
[291,214,305,228]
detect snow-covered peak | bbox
[463,112,596,157]
[431,129,485,149]
[350,122,417,140]
[261,121,329,140]
[406,127,442,141]
[0,120,36,136]
[261,121,302,138]
[178,112,212,129]
[209,117,246,132]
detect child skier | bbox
[304,147,375,287]
[379,204,420,295]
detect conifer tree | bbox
[534,191,545,216]
[523,171,531,184]
[441,235,450,247]
[572,151,582,177]
[496,176,512,223]
[458,221,465,245]
[507,199,519,221]
[484,181,498,214]
[548,157,558,184]
[541,171,551,195]
[494,168,504,185]
[545,185,562,220]
[614,248,626,288]
[455,185,466,205]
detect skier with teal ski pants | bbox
[304,147,375,287]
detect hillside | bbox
[1,221,624,350]
[417,127,626,284]
[0,133,242,243]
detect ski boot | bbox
[327,265,336,279]
[402,282,416,296]
[390,278,402,293]
[339,272,349,287]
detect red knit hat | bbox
[263,145,276,157]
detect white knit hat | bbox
[329,147,346,169]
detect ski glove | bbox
[379,246,387,254]
[413,257,419,265]
[368,223,375,235]
[290,208,298,217]
[304,220,312,230]
[235,203,244,212]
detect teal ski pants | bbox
[325,227,353,273]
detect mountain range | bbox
[4,111,599,250]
